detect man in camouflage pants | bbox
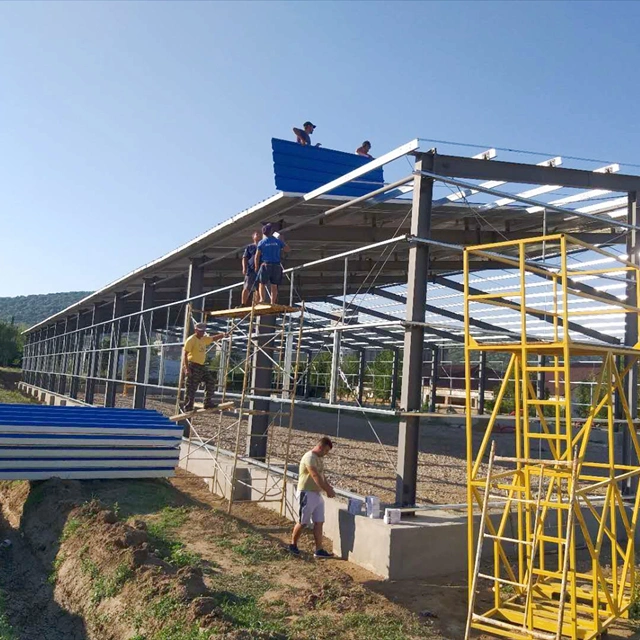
[182,322,225,412]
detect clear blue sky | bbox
[1,1,639,297]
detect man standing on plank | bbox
[241,230,261,306]
[255,223,290,304]
[181,322,225,412]
[289,436,335,558]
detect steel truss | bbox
[464,234,640,640]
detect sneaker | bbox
[288,544,301,556]
[314,549,333,559]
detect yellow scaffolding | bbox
[464,234,640,640]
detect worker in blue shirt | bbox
[293,121,320,147]
[255,223,290,304]
[241,231,261,306]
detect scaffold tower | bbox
[464,234,640,640]
[172,302,304,517]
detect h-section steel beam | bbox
[396,154,434,505]
[84,304,101,404]
[104,293,125,408]
[424,152,640,193]
[623,192,639,493]
[133,279,155,409]
[247,314,277,460]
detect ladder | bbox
[465,442,579,640]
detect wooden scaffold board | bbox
[169,401,235,422]
[207,304,297,319]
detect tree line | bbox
[0,321,24,368]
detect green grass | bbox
[80,556,133,605]
[291,612,420,640]
[216,532,285,565]
[630,570,640,619]
[61,518,83,541]
[130,595,215,640]
[0,389,34,404]
[48,552,67,585]
[145,507,202,569]
[0,591,16,640]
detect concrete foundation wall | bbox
[18,383,87,407]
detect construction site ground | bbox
[1,382,638,639]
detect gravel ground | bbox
[102,392,518,505]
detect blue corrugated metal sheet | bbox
[272,138,384,197]
[0,404,181,480]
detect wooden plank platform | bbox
[207,304,297,319]
[169,401,235,422]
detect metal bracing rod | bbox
[417,169,640,232]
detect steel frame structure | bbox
[464,235,640,640]
[20,141,640,508]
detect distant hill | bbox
[0,292,93,327]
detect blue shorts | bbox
[243,271,257,290]
[258,263,283,286]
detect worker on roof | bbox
[241,231,261,306]
[181,323,226,412]
[356,140,373,159]
[255,223,290,304]
[293,121,320,147]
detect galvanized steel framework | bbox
[20,141,640,516]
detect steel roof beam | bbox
[425,152,640,193]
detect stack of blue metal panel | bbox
[0,404,182,480]
[271,138,385,197]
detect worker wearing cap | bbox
[241,230,261,306]
[255,223,290,304]
[293,121,320,147]
[182,323,225,412]
[356,141,373,159]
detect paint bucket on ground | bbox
[383,508,402,525]
[365,496,381,518]
[347,498,363,515]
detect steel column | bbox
[390,348,400,409]
[247,314,276,460]
[133,279,155,409]
[329,319,342,404]
[429,346,439,413]
[478,351,487,415]
[104,293,125,408]
[58,319,70,395]
[303,351,312,399]
[84,304,101,404]
[536,354,547,401]
[69,314,83,399]
[396,154,434,505]
[357,350,366,406]
[623,192,639,493]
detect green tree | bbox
[574,376,606,419]
[370,349,401,403]
[0,322,24,367]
